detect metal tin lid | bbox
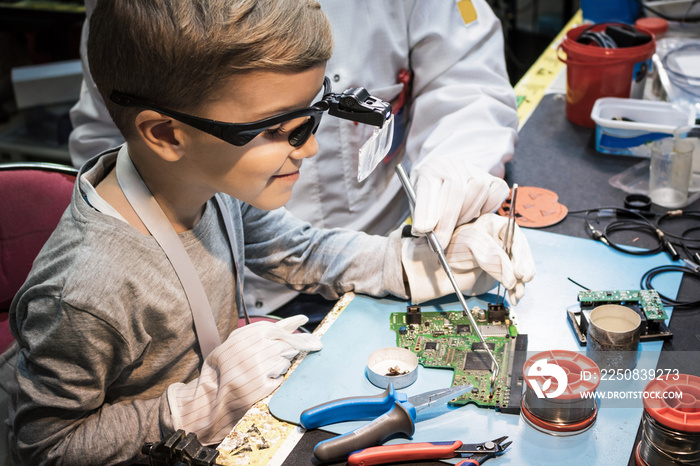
[643,373,700,433]
[365,347,418,389]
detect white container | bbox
[590,97,695,157]
[11,60,82,110]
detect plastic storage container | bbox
[559,24,656,128]
[590,97,696,156]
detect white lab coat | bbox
[69,0,518,314]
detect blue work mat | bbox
[269,229,681,465]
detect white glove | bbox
[402,213,535,305]
[411,158,510,248]
[167,315,322,444]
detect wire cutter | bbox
[346,436,511,466]
[299,383,473,463]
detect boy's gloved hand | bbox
[167,315,321,445]
[411,158,510,248]
[402,213,535,305]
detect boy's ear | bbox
[134,110,186,162]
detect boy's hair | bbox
[88,0,334,139]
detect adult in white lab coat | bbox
[69,0,520,321]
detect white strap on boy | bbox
[212,195,251,327]
[115,149,221,358]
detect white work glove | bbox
[411,158,510,248]
[402,213,535,305]
[167,315,321,445]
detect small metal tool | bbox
[395,164,500,395]
[496,184,519,306]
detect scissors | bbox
[300,383,473,463]
[347,436,512,466]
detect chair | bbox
[0,163,298,352]
[0,162,78,353]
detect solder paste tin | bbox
[586,304,641,371]
[636,373,700,465]
[522,350,601,436]
[365,347,418,389]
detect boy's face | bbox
[177,66,326,210]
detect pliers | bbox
[346,436,511,466]
[299,383,473,463]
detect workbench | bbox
[216,11,700,466]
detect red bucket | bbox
[559,24,656,127]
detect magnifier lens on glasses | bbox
[321,82,394,182]
[357,114,394,182]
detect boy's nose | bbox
[289,134,318,160]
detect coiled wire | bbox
[639,411,700,465]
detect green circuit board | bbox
[390,305,527,413]
[577,289,667,321]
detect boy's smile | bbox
[174,66,327,212]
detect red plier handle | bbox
[347,440,462,466]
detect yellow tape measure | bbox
[514,10,583,129]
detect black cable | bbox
[633,0,700,23]
[657,211,700,244]
[603,219,664,255]
[641,265,700,308]
[571,208,700,308]
[682,225,700,240]
[583,208,679,259]
[567,277,591,291]
[681,227,700,265]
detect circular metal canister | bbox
[522,350,601,436]
[636,374,700,465]
[586,304,641,371]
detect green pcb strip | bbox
[390,308,521,411]
[578,290,667,321]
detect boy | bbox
[69,0,520,323]
[5,0,533,464]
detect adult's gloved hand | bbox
[411,158,510,248]
[167,315,322,445]
[402,213,535,305]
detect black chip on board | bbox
[471,342,496,351]
[464,352,491,371]
[424,341,438,351]
[456,325,471,334]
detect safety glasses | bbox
[110,77,395,180]
[109,77,333,148]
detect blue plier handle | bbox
[300,384,416,428]
[300,384,417,463]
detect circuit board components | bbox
[390,305,528,414]
[568,289,672,345]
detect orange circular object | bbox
[523,350,601,399]
[642,373,700,433]
[498,186,568,228]
[635,17,668,37]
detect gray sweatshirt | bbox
[6,150,406,465]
